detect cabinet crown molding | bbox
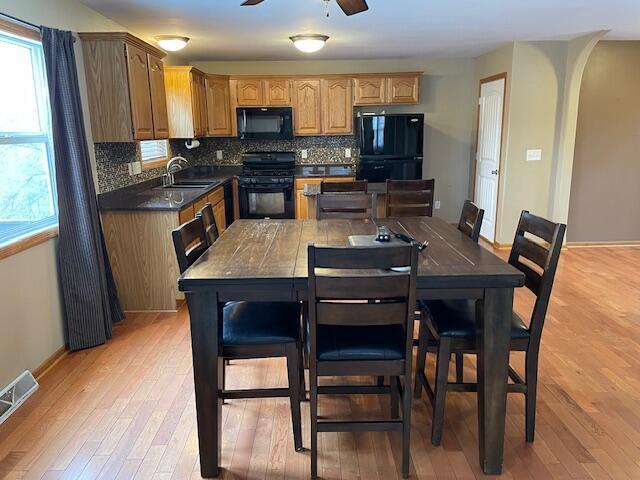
[79,32,166,59]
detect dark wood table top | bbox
[179,217,525,291]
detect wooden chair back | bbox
[320,180,368,193]
[457,200,484,242]
[307,243,418,359]
[172,216,208,274]
[386,179,435,217]
[316,192,375,220]
[196,203,219,246]
[508,210,566,345]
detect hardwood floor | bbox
[1,246,640,479]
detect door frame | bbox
[472,72,507,245]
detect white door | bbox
[474,77,505,242]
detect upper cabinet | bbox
[292,79,322,136]
[164,66,209,138]
[353,73,421,105]
[205,75,233,137]
[235,78,292,106]
[79,32,168,142]
[321,77,353,135]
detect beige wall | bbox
[194,58,477,222]
[0,0,129,387]
[568,41,640,242]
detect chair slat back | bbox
[508,210,566,345]
[321,180,368,193]
[307,244,418,361]
[172,216,208,274]
[316,192,375,220]
[196,203,219,246]
[386,179,435,217]
[457,200,484,242]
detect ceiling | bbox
[80,0,640,61]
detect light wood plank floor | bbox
[1,246,640,479]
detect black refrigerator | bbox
[356,114,424,183]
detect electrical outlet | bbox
[526,149,542,161]
[127,162,134,175]
[132,162,142,175]
[216,150,223,161]
[434,200,441,210]
[301,149,308,159]
[345,148,351,158]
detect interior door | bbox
[475,77,505,242]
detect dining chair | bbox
[457,200,484,242]
[386,179,435,217]
[414,210,566,445]
[307,243,418,479]
[316,192,376,219]
[172,217,305,452]
[320,179,368,193]
[196,203,219,245]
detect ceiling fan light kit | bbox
[290,34,330,53]
[241,0,368,17]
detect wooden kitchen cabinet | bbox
[387,74,420,104]
[321,77,353,135]
[292,79,322,136]
[295,176,355,219]
[79,32,168,142]
[164,66,208,138]
[205,75,233,136]
[353,76,387,105]
[148,55,170,139]
[265,78,291,105]
[236,78,264,106]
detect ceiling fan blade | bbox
[241,0,264,5]
[335,0,368,16]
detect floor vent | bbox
[0,371,38,425]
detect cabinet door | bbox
[321,78,353,134]
[387,75,420,104]
[198,75,208,136]
[125,43,154,140]
[147,55,169,139]
[236,79,264,106]
[212,200,226,233]
[205,77,233,136]
[190,73,205,137]
[179,205,194,225]
[295,189,308,220]
[292,80,322,136]
[265,78,291,106]
[353,77,386,105]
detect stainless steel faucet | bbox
[165,156,189,186]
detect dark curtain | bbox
[41,27,123,351]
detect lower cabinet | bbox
[295,176,355,219]
[103,184,230,311]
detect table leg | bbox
[477,287,513,474]
[186,290,223,478]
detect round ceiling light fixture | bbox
[289,34,329,53]
[155,35,190,52]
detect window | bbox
[0,28,57,248]
[139,139,168,170]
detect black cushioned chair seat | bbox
[307,324,406,361]
[223,301,300,346]
[419,299,530,339]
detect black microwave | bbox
[237,107,294,140]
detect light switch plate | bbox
[132,162,142,175]
[127,163,134,175]
[526,149,542,162]
[301,149,308,159]
[216,150,223,161]
[434,200,441,210]
[345,148,352,158]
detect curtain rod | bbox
[0,11,41,32]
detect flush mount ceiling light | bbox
[155,35,190,52]
[289,34,329,53]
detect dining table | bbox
[178,217,525,478]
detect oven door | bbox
[239,184,295,219]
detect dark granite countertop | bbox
[294,164,355,178]
[98,166,242,212]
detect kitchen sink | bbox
[154,180,217,190]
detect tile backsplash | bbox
[95,136,357,193]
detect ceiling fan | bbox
[241,0,369,17]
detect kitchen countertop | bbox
[294,164,355,178]
[98,166,241,212]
